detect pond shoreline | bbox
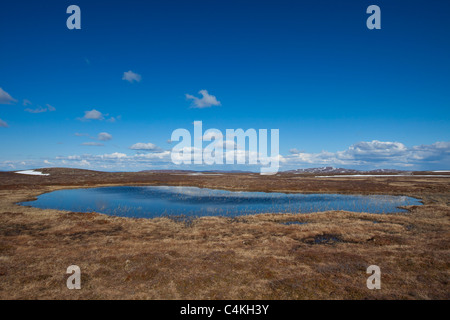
[20,185,423,219]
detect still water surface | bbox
[21,186,421,218]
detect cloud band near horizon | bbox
[1,140,449,172]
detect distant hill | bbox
[6,167,446,176]
[139,169,196,174]
[139,169,253,174]
[283,167,406,175]
[284,167,358,174]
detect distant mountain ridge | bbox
[283,167,406,175]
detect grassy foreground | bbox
[0,169,449,299]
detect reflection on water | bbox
[280,221,307,226]
[21,186,422,219]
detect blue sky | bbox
[0,0,449,171]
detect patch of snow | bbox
[15,170,50,176]
[432,170,450,173]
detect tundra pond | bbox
[20,186,422,219]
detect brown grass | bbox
[0,168,449,299]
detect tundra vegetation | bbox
[0,168,448,299]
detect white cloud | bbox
[98,132,113,141]
[284,140,450,169]
[81,142,104,146]
[102,152,128,159]
[346,140,407,158]
[0,88,17,105]
[122,70,142,83]
[24,103,55,113]
[23,99,32,106]
[56,151,172,169]
[289,148,302,154]
[79,160,91,166]
[78,109,117,122]
[133,151,171,160]
[5,139,449,172]
[81,109,104,120]
[59,140,447,172]
[0,118,8,128]
[25,106,47,113]
[186,90,221,108]
[409,142,450,161]
[129,142,161,152]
